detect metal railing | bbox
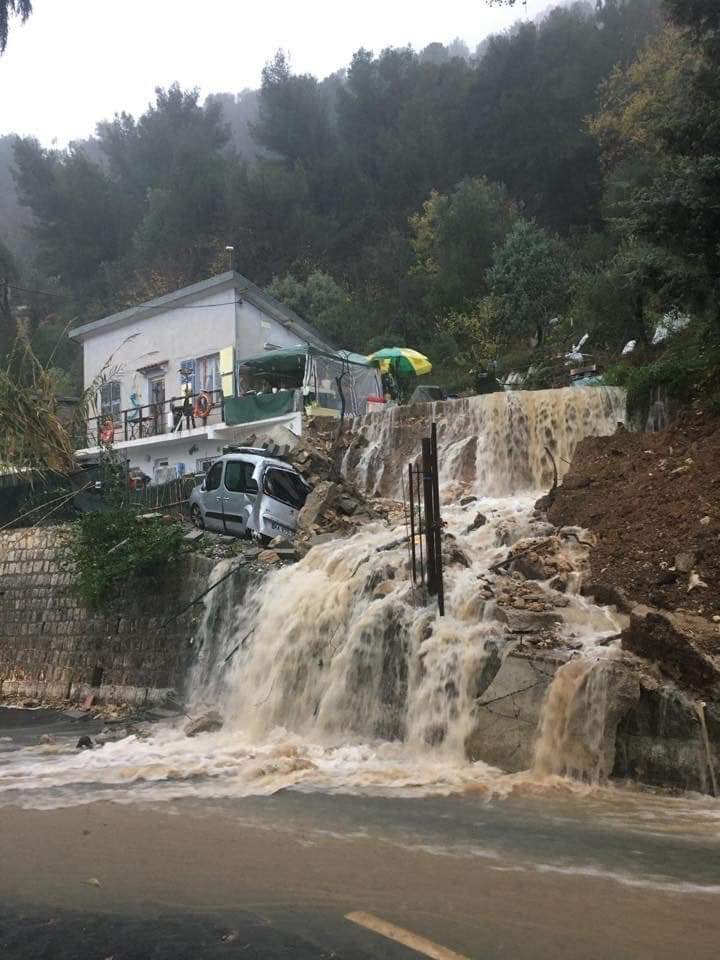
[78,389,225,448]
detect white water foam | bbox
[3,385,708,831]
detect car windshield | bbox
[262,467,308,509]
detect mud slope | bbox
[549,407,720,618]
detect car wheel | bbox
[191,504,205,529]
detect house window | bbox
[179,359,195,391]
[100,381,121,423]
[180,354,220,397]
[194,354,221,395]
[153,457,170,485]
[195,457,215,475]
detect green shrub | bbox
[62,508,185,608]
[603,352,716,420]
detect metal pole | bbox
[430,422,445,616]
[422,438,436,596]
[407,463,417,583]
[415,464,425,588]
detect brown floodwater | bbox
[1,788,719,960]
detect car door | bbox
[200,460,225,531]
[256,466,309,539]
[222,459,248,537]
[220,459,255,537]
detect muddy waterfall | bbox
[2,385,715,809]
[192,386,637,787]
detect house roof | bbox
[68,271,333,350]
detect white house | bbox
[70,271,359,483]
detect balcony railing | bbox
[78,389,225,449]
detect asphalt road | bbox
[0,903,433,960]
[2,708,720,959]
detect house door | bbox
[149,376,166,435]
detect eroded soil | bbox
[549,406,720,619]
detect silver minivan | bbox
[189,451,310,540]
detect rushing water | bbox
[0,386,715,828]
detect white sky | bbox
[0,0,545,147]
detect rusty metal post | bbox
[415,464,425,588]
[408,462,417,583]
[422,438,437,596]
[430,422,445,616]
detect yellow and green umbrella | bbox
[367,347,432,377]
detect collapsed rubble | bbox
[239,420,398,555]
[285,425,397,550]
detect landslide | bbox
[548,407,720,619]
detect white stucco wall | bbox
[74,276,314,482]
[82,287,233,405]
[234,298,305,357]
[81,280,308,409]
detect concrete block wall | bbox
[0,527,207,705]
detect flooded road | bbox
[2,389,718,956]
[2,785,720,959]
[2,710,720,959]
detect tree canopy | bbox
[7,0,720,394]
[0,0,31,53]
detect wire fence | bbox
[127,475,200,520]
[0,466,201,531]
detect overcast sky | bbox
[0,0,545,147]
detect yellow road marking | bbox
[345,911,471,960]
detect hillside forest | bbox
[1,0,720,407]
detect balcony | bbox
[74,388,305,463]
[78,390,226,449]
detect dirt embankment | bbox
[548,408,720,619]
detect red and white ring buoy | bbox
[193,391,213,419]
[99,419,114,445]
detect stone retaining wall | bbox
[0,527,209,706]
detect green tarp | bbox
[223,391,298,426]
[237,344,373,376]
[238,347,308,376]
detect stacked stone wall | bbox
[0,527,208,705]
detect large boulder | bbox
[581,580,634,614]
[622,606,720,695]
[464,650,560,771]
[185,711,224,737]
[296,481,339,536]
[505,536,576,581]
[614,679,720,793]
[498,607,563,634]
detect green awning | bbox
[237,344,374,376]
[237,346,309,375]
[335,350,375,367]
